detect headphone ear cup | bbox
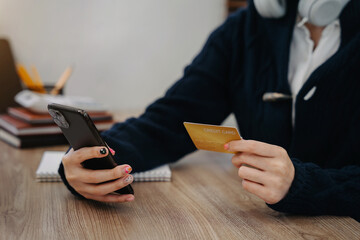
[253,0,287,18]
[298,0,350,26]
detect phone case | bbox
[48,103,133,195]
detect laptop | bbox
[0,39,22,113]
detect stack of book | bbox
[0,107,114,148]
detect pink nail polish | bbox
[224,144,229,150]
[126,196,135,201]
[109,147,115,155]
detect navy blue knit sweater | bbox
[59,0,360,221]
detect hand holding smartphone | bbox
[48,103,134,195]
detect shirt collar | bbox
[296,14,340,28]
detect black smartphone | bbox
[48,103,134,195]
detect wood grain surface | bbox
[1,112,359,239]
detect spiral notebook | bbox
[36,151,171,182]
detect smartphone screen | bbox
[48,103,134,195]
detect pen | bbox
[50,67,72,95]
[31,66,46,93]
[17,64,47,93]
[17,64,36,89]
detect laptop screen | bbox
[0,39,22,113]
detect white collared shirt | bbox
[288,17,341,123]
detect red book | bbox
[8,107,113,124]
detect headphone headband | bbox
[253,0,286,18]
[253,0,350,26]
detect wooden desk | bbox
[1,137,360,239]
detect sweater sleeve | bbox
[268,158,360,221]
[99,16,241,173]
[58,14,242,195]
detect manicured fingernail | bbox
[124,175,133,183]
[126,195,135,201]
[109,147,115,155]
[124,166,132,174]
[224,144,229,150]
[100,148,107,155]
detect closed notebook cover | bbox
[36,151,172,182]
[8,107,113,124]
[36,151,64,181]
[132,165,171,182]
[0,39,22,113]
[0,114,114,136]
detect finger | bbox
[80,175,134,196]
[241,179,269,202]
[84,193,135,203]
[78,165,132,184]
[231,152,267,170]
[238,166,266,185]
[226,140,281,157]
[64,146,109,165]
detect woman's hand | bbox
[62,146,134,203]
[225,140,295,204]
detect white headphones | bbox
[253,0,350,26]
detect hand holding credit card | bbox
[183,122,242,154]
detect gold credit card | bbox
[183,122,242,154]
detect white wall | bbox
[0,0,226,111]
